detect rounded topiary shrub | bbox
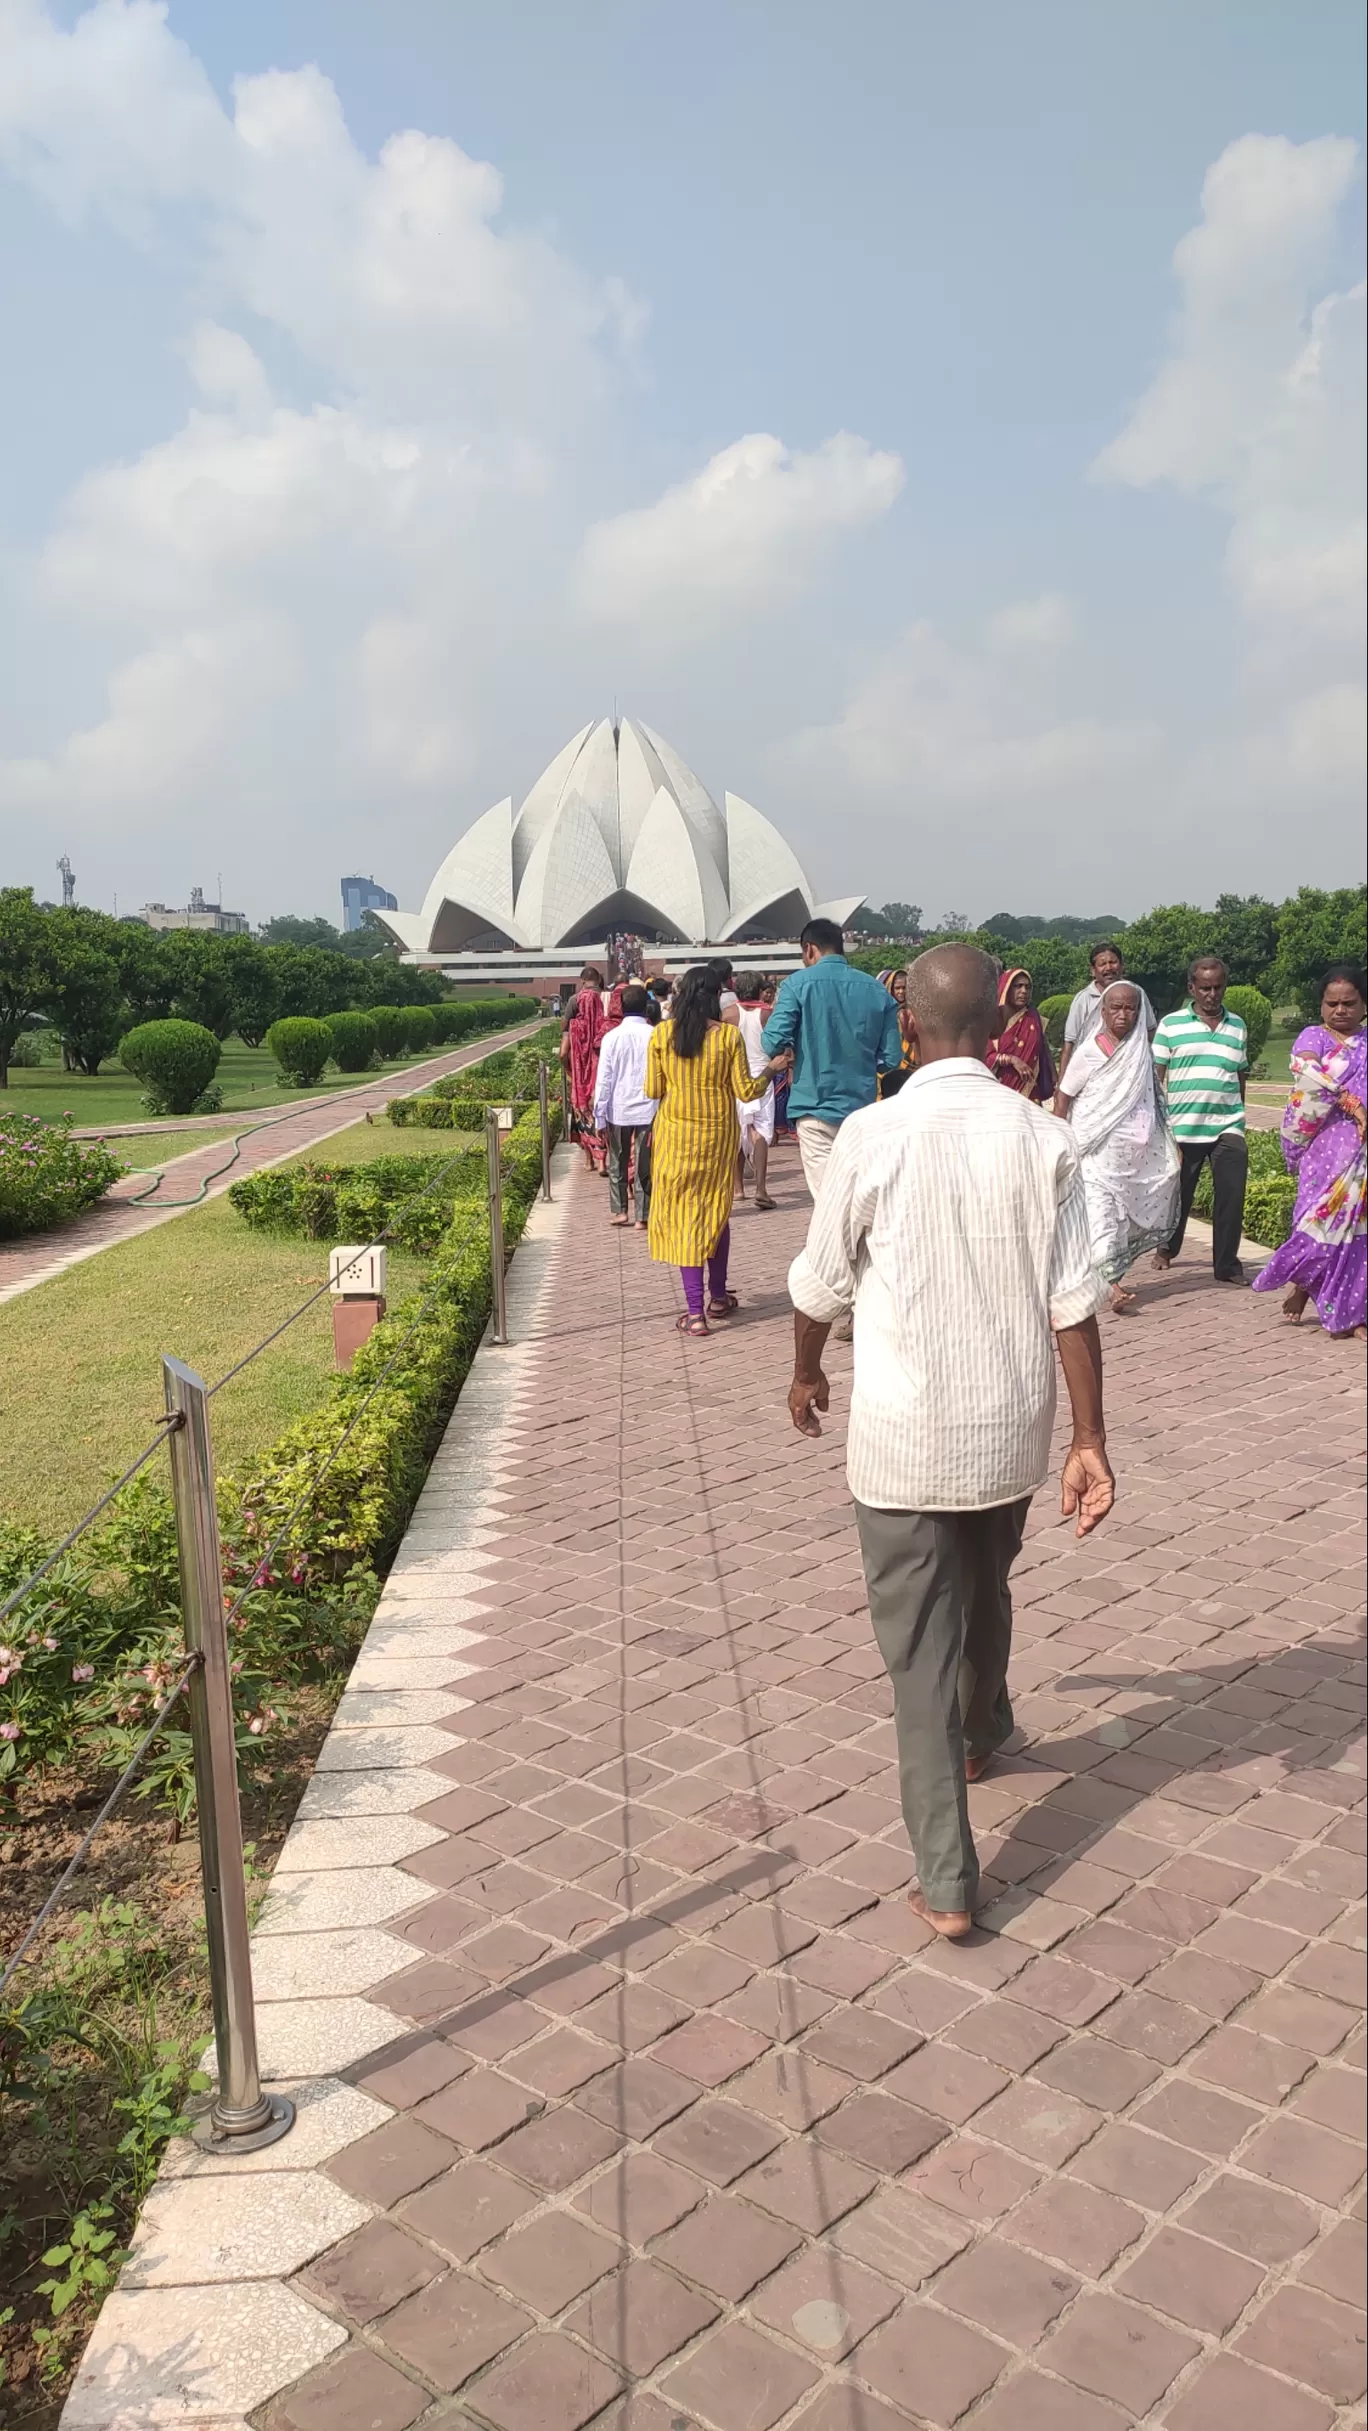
[120,1018,222,1115]
[403,1006,437,1054]
[265,1016,334,1086]
[428,1004,470,1045]
[368,1006,411,1060]
[1224,985,1273,1066]
[326,1010,379,1073]
[1037,993,1073,1055]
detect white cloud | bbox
[986,592,1076,652]
[575,432,904,633]
[1096,133,1365,681]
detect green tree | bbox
[879,903,922,935]
[0,890,62,1087]
[1014,936,1088,998]
[258,914,344,950]
[270,944,363,1020]
[106,923,178,1023]
[221,938,281,1047]
[48,943,127,1075]
[1212,894,1280,989]
[1115,903,1219,1014]
[1271,886,1368,1022]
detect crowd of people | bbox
[557,926,1364,1944]
[560,924,1367,1344]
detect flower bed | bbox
[0,1113,123,1239]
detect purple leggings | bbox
[681,1223,730,1318]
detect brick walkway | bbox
[65,1141,1365,2430]
[0,1025,537,1306]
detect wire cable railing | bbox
[1,1073,560,2153]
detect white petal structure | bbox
[383,718,862,953]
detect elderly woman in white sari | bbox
[1058,981,1180,1314]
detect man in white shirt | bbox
[593,986,655,1228]
[786,946,1115,1940]
[734,972,777,1210]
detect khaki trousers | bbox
[854,1497,1029,1911]
[796,1116,840,1199]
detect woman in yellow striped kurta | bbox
[645,966,782,1335]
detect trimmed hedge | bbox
[1225,985,1273,1065]
[390,1027,560,1128]
[1191,1126,1294,1248]
[229,1149,482,1250]
[119,1018,221,1114]
[265,1016,333,1085]
[1038,994,1072,1054]
[326,1010,379,1072]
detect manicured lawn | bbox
[1,1038,445,1131]
[115,1127,246,1169]
[1258,1022,1298,1087]
[0,1116,446,1537]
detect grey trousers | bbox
[854,1496,1029,1911]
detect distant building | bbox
[141,886,249,936]
[341,874,399,933]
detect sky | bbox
[0,0,1363,929]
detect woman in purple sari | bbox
[1252,965,1366,1340]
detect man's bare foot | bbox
[1282,1287,1309,1325]
[1109,1284,1139,1316]
[908,1886,974,1940]
[610,1214,629,1227]
[1151,1249,1171,1272]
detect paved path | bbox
[0,1026,538,1307]
[63,1142,1365,2430]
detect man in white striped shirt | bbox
[786,946,1115,1940]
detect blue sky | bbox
[1,0,1363,925]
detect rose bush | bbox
[0,1113,123,1238]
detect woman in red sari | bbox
[561,967,607,1171]
[990,967,1054,1103]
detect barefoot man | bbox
[785,945,1116,1940]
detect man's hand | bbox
[1060,1441,1116,1537]
[789,1371,830,1438]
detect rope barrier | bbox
[0,1415,182,1630]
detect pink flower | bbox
[0,1721,21,1742]
[72,1662,95,1682]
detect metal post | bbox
[486,1109,509,1346]
[537,1060,553,1201]
[162,1357,293,2154]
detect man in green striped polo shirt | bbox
[1152,955,1249,1283]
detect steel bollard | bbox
[486,1108,509,1345]
[537,1060,553,1201]
[162,1357,293,2153]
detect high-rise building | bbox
[341,874,399,933]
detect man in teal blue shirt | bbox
[762,919,903,1199]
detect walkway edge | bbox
[57,1150,575,2429]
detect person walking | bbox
[593,983,656,1230]
[1251,964,1366,1339]
[733,973,777,1209]
[561,966,607,1174]
[785,946,1114,1939]
[645,965,785,1337]
[1057,981,1179,1314]
[877,968,918,1099]
[1056,942,1156,1102]
[761,919,903,1199]
[1152,955,1250,1282]
[990,968,1054,1104]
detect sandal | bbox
[707,1292,739,1319]
[754,1193,776,1211]
[676,1312,710,1338]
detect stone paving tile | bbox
[63,1148,1368,2430]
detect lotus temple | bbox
[377,717,863,982]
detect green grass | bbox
[1253,1023,1298,1088]
[114,1127,250,1170]
[0,1117,440,1538]
[1,1038,451,1131]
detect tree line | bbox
[0,891,447,1086]
[848,888,1366,1021]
